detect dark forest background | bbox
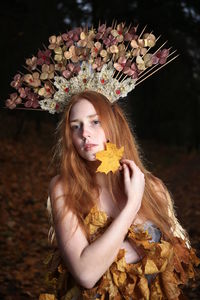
[0,1,200,299]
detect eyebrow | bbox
[70,114,98,123]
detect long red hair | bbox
[50,90,189,247]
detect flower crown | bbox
[5,22,177,114]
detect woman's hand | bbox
[120,159,145,213]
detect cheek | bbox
[98,129,107,143]
[71,133,81,148]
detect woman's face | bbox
[69,99,107,161]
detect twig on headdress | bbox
[20,69,25,76]
[138,25,147,39]
[152,40,168,56]
[86,23,89,34]
[125,40,131,52]
[117,69,126,81]
[135,54,179,86]
[138,49,177,80]
[139,47,176,78]
[3,106,44,111]
[23,65,34,74]
[125,23,132,34]
[131,40,168,78]
[35,67,42,74]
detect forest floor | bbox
[0,115,200,299]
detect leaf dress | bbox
[39,196,200,300]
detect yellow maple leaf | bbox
[84,205,108,234]
[95,142,124,174]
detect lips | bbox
[84,144,98,151]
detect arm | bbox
[121,239,144,263]
[50,161,145,289]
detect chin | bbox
[85,154,97,161]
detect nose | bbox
[81,124,91,139]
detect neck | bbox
[95,172,108,189]
[85,160,108,189]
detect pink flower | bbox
[24,91,39,108]
[96,25,112,42]
[26,56,38,70]
[62,63,81,79]
[38,83,54,98]
[10,74,22,89]
[62,28,81,48]
[114,57,127,72]
[18,87,28,98]
[123,62,138,79]
[103,34,117,47]
[124,26,137,41]
[23,72,41,88]
[6,93,22,109]
[37,49,52,65]
[152,49,169,65]
[92,57,104,71]
[114,58,138,79]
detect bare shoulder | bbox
[48,175,79,236]
[48,175,66,213]
[49,174,63,195]
[49,174,65,199]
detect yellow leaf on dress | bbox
[124,282,137,296]
[103,269,119,298]
[150,276,164,300]
[158,240,173,258]
[39,294,56,300]
[43,252,54,265]
[95,142,124,174]
[144,259,159,274]
[64,285,81,300]
[116,256,126,272]
[161,262,180,299]
[138,276,150,300]
[84,205,108,234]
[112,271,127,287]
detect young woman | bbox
[41,90,198,300]
[4,21,198,299]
